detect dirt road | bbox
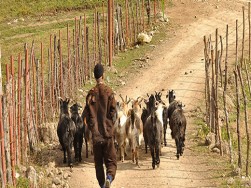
[64,1,246,187]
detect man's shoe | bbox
[104,179,111,188]
[105,175,113,188]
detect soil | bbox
[50,0,247,187]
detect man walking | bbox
[82,63,117,188]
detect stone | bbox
[227,177,235,185]
[212,147,220,153]
[63,173,69,180]
[48,162,56,168]
[52,177,61,185]
[63,182,70,188]
[205,132,216,146]
[26,166,37,184]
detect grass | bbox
[0,0,106,22]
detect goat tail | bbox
[178,120,181,137]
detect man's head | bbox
[94,63,104,79]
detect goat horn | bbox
[119,94,125,102]
[126,97,131,104]
[137,96,144,103]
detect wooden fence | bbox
[0,0,166,187]
[204,3,251,177]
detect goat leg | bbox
[156,144,160,168]
[73,138,78,162]
[175,138,180,160]
[131,149,135,163]
[164,127,167,146]
[79,136,83,162]
[67,146,73,167]
[135,148,139,167]
[85,138,89,158]
[121,145,125,162]
[150,146,155,169]
[63,147,67,164]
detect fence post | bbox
[234,70,242,171]
[154,0,156,23]
[5,65,13,185]
[236,20,239,68]
[203,36,211,129]
[41,42,45,124]
[3,94,12,185]
[0,47,6,187]
[249,2,251,64]
[108,0,113,66]
[223,25,233,164]
[241,6,245,68]
[237,65,250,177]
[10,56,16,186]
[17,53,21,165]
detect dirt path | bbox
[62,1,246,187]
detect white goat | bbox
[154,102,165,155]
[114,102,128,162]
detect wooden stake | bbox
[108,0,113,66]
[237,65,250,177]
[223,25,233,164]
[234,70,242,170]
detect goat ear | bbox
[67,98,71,104]
[159,92,162,96]
[147,93,149,97]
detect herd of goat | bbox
[57,90,187,169]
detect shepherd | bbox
[82,63,117,188]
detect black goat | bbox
[166,89,176,104]
[70,103,84,162]
[144,103,163,169]
[167,90,180,130]
[141,94,155,153]
[154,91,162,103]
[81,106,93,158]
[162,106,168,146]
[169,103,186,159]
[57,98,76,167]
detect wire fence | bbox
[204,3,251,178]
